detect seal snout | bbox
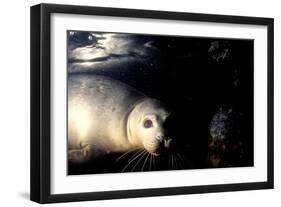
[155,135,172,149]
[147,135,172,156]
[155,134,165,142]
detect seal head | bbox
[127,99,171,155]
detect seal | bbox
[68,74,171,162]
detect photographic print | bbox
[67,31,254,175]
[31,4,273,203]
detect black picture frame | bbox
[30,3,274,203]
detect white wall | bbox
[0,0,279,206]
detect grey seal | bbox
[68,75,171,162]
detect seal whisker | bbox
[171,154,174,169]
[179,153,186,163]
[169,154,174,169]
[115,148,139,163]
[176,152,185,168]
[173,153,178,169]
[141,153,150,171]
[152,154,154,169]
[168,155,171,168]
[121,150,145,172]
[127,149,143,163]
[174,154,182,169]
[149,154,152,171]
[174,154,177,169]
[131,150,147,172]
[175,154,181,169]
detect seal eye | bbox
[143,119,153,128]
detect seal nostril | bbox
[164,138,172,149]
[156,135,164,142]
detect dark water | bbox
[67,31,254,175]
